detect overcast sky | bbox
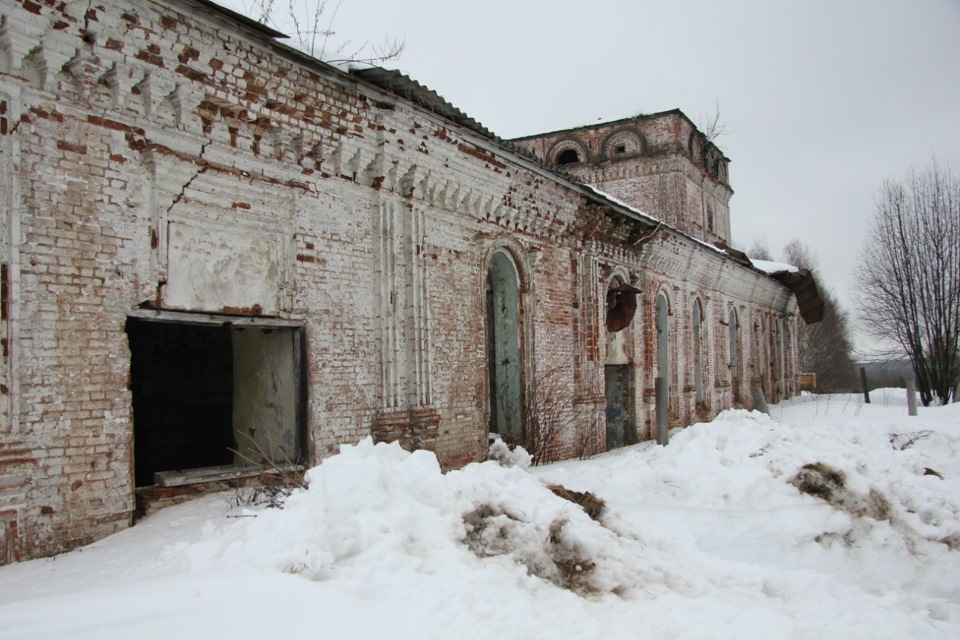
[223,0,960,354]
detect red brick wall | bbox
[0,0,800,563]
[512,112,733,245]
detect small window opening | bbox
[556,149,580,165]
[614,144,627,155]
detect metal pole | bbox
[860,367,870,404]
[655,376,668,446]
[906,378,918,416]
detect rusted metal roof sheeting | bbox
[770,268,825,325]
[352,68,497,139]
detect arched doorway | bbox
[604,276,639,450]
[729,307,741,403]
[486,251,523,441]
[693,299,704,404]
[656,293,670,398]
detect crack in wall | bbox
[166,139,211,217]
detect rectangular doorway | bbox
[605,364,635,450]
[126,315,305,487]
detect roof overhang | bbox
[768,268,825,324]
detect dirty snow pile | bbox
[2,392,960,639]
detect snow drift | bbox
[1,392,959,639]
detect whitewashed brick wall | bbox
[0,0,800,563]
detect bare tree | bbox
[748,237,772,260]
[782,239,816,271]
[697,97,731,144]
[243,0,404,65]
[783,240,857,391]
[854,162,960,405]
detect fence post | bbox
[905,378,918,416]
[860,367,870,404]
[655,376,669,446]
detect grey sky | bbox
[224,0,960,353]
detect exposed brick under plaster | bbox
[0,0,801,563]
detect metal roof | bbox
[352,68,498,140]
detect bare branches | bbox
[855,161,960,405]
[243,0,404,65]
[748,237,773,261]
[493,365,598,465]
[324,34,406,66]
[230,433,307,509]
[698,97,731,144]
[782,238,818,271]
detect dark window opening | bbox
[556,149,580,165]
[127,317,304,487]
[614,144,627,155]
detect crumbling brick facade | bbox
[513,113,733,246]
[0,0,802,564]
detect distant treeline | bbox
[855,360,914,391]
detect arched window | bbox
[602,130,643,159]
[556,149,580,165]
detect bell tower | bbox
[511,110,733,246]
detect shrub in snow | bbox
[889,431,933,450]
[233,467,309,509]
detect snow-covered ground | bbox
[2,390,959,639]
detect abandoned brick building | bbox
[0,0,821,564]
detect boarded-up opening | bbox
[604,364,634,450]
[126,315,304,488]
[0,510,18,566]
[604,277,637,450]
